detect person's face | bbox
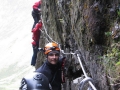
[47,52,59,65]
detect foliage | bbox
[101,42,120,85]
[117,11,120,17]
[105,32,112,36]
[117,9,120,17]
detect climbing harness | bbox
[38,15,97,90]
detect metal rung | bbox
[79,77,94,90]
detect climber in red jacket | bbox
[31,20,42,66]
[32,0,41,29]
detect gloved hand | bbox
[32,41,36,46]
[38,8,41,12]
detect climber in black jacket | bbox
[32,0,41,29]
[36,42,66,90]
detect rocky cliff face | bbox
[36,0,120,90]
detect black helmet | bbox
[19,72,52,90]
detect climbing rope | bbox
[40,15,58,44]
[40,30,49,42]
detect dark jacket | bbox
[35,59,63,90]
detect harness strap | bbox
[61,57,66,83]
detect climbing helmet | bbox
[44,42,60,54]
